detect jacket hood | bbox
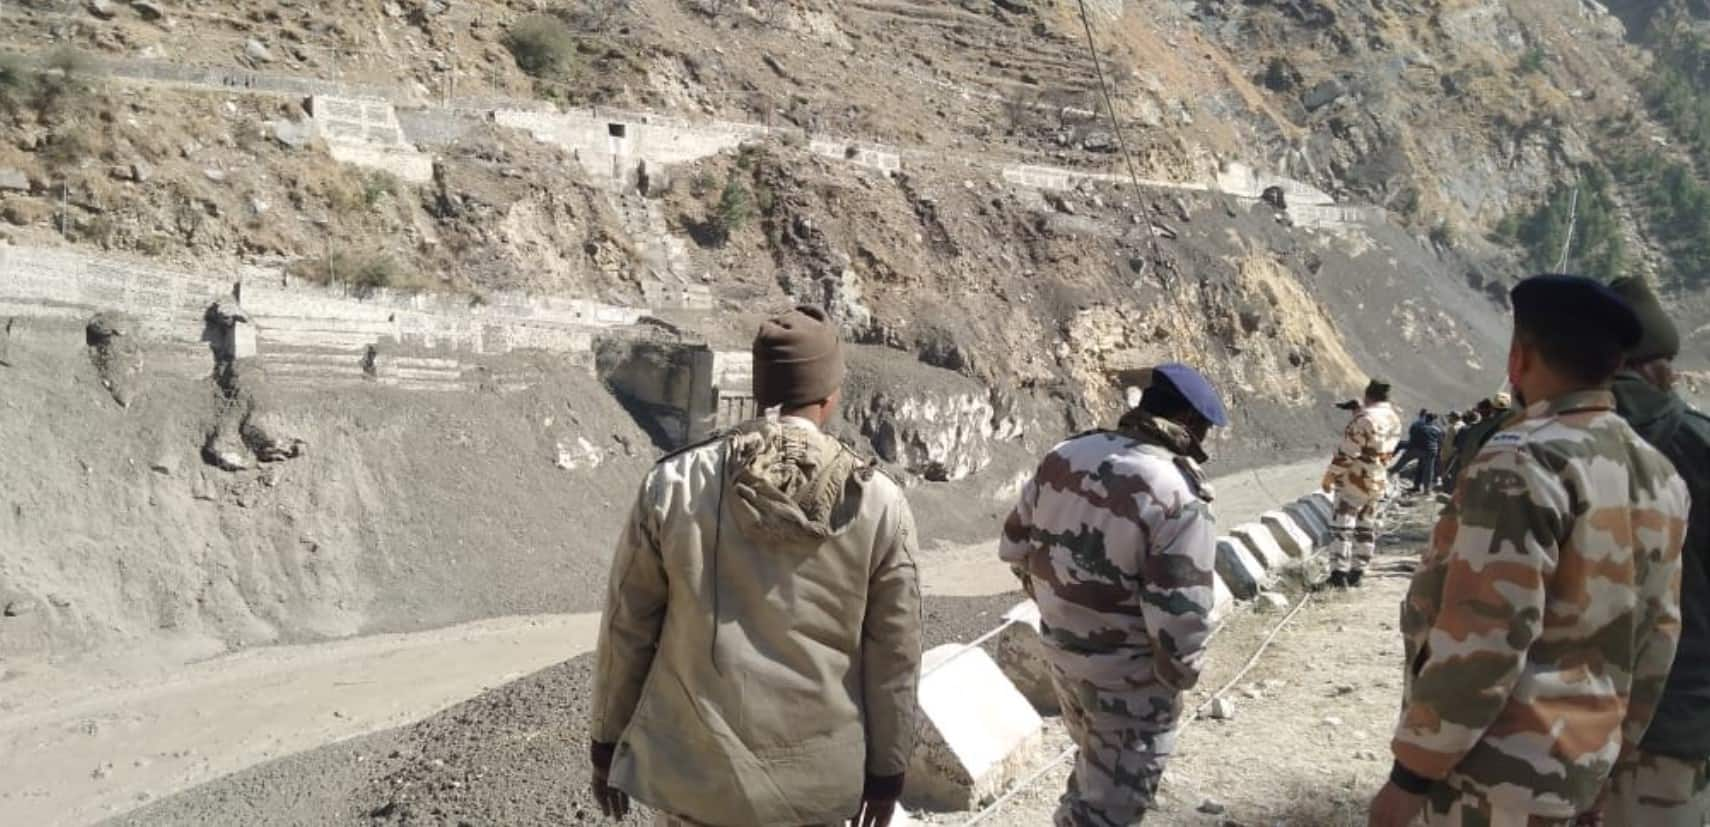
[722,420,866,547]
[1611,371,1685,431]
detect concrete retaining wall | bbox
[495,107,766,188]
[310,95,435,183]
[0,245,642,388]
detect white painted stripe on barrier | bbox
[1231,523,1291,571]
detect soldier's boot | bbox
[1346,570,1365,588]
[1326,571,1348,589]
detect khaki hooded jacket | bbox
[590,417,923,826]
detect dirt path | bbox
[3,459,1329,827]
[923,497,1436,827]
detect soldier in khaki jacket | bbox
[1369,275,1690,827]
[589,306,923,827]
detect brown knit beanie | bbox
[1609,276,1680,363]
[752,305,845,409]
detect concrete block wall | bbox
[311,95,435,183]
[809,139,902,174]
[1216,161,1336,206]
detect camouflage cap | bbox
[1152,362,1228,427]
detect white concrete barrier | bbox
[1260,510,1316,558]
[1214,537,1269,599]
[1230,523,1291,572]
[905,644,1046,811]
[992,602,1059,714]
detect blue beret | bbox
[1152,363,1229,427]
[1510,274,1641,349]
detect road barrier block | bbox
[1215,537,1268,599]
[992,602,1060,714]
[905,644,1046,812]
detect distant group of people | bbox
[1345,391,1521,503]
[585,275,1706,827]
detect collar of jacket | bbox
[1520,388,1616,421]
[1115,409,1211,465]
[1610,371,1684,430]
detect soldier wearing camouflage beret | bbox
[999,363,1228,827]
[1370,275,1691,827]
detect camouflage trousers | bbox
[1604,749,1710,827]
[1424,783,1576,827]
[1048,665,1182,827]
[1329,484,1381,574]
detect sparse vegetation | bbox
[0,53,35,115]
[1494,165,1625,280]
[39,128,97,170]
[713,178,752,244]
[504,15,580,79]
[361,171,403,208]
[34,47,97,118]
[1611,152,1710,291]
[1518,47,1547,74]
[290,250,411,295]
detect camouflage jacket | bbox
[1391,389,1690,817]
[997,412,1217,692]
[1323,401,1403,496]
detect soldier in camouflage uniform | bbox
[1370,275,1691,827]
[999,363,1228,827]
[1322,379,1403,588]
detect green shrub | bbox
[361,171,402,208]
[714,178,752,243]
[504,15,579,78]
[1518,48,1546,74]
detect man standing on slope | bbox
[1369,275,1690,827]
[1322,379,1403,588]
[1599,276,1710,826]
[589,306,922,827]
[999,363,1227,827]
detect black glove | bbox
[591,742,629,820]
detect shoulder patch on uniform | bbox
[1487,431,1526,447]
